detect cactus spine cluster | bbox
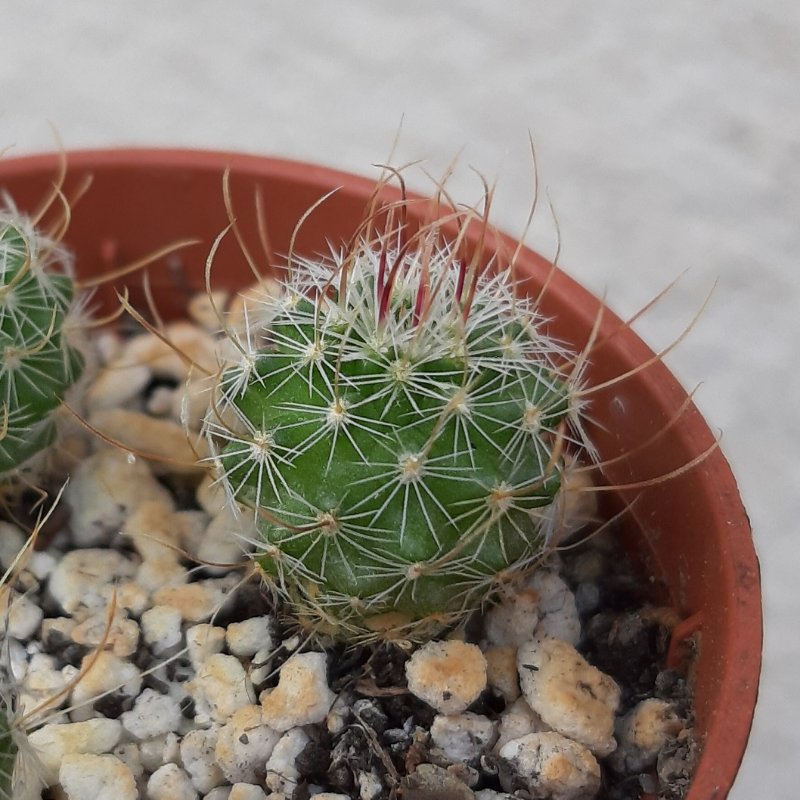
[0,211,84,480]
[207,205,589,639]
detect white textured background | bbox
[2,3,798,797]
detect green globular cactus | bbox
[0,211,85,480]
[207,211,588,639]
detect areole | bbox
[0,148,762,799]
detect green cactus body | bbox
[208,221,586,637]
[0,702,16,799]
[0,214,84,478]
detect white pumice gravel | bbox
[499,731,601,800]
[405,640,487,714]
[151,576,237,622]
[609,698,684,774]
[530,569,582,646]
[483,586,541,648]
[27,718,124,786]
[483,645,521,704]
[121,687,184,740]
[186,623,227,670]
[517,636,621,757]
[87,408,211,475]
[147,762,200,800]
[228,783,269,800]
[180,728,226,794]
[494,696,548,753]
[430,712,496,762]
[214,705,281,784]
[69,651,143,722]
[188,653,257,723]
[70,610,140,658]
[0,590,43,639]
[141,604,184,654]
[259,651,336,731]
[59,752,138,800]
[264,727,310,795]
[64,448,175,547]
[226,615,273,658]
[49,548,137,613]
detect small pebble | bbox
[215,705,281,784]
[49,549,136,614]
[69,651,142,723]
[405,640,487,715]
[196,474,229,516]
[188,653,256,723]
[27,718,123,786]
[0,520,26,569]
[102,580,150,618]
[186,623,227,670]
[197,509,249,574]
[71,611,140,658]
[152,577,236,623]
[494,697,547,752]
[203,789,232,800]
[226,615,272,658]
[113,742,145,784]
[139,732,181,773]
[85,362,152,413]
[87,408,210,475]
[64,449,175,547]
[264,727,310,795]
[483,645,520,703]
[122,499,182,563]
[136,557,190,593]
[609,698,684,774]
[259,651,335,731]
[140,605,184,655]
[0,590,43,640]
[188,289,229,331]
[228,784,268,800]
[180,728,225,794]
[518,637,620,757]
[430,712,496,763]
[59,753,137,800]
[530,570,581,646]
[147,762,199,800]
[484,587,540,647]
[312,794,352,800]
[499,731,600,800]
[119,322,218,382]
[121,688,183,740]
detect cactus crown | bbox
[206,199,589,640]
[0,211,84,480]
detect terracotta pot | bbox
[0,148,761,799]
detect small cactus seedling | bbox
[0,211,85,481]
[207,198,590,639]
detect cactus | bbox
[0,691,18,800]
[0,211,85,480]
[206,205,590,640]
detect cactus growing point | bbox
[206,203,591,639]
[0,211,85,481]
